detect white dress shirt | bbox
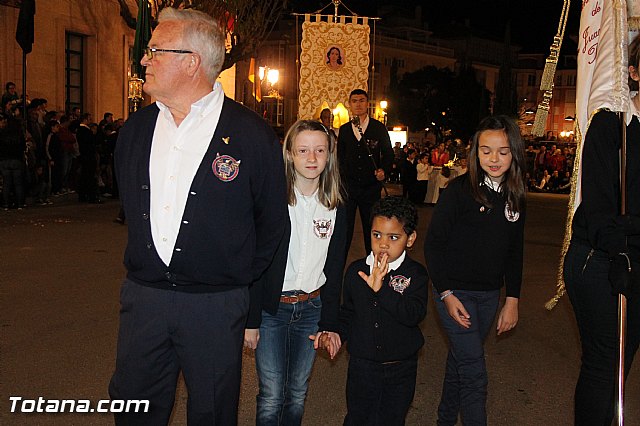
[282,188,337,293]
[149,82,225,265]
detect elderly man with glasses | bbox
[108,8,288,425]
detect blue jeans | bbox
[564,242,640,426]
[433,288,500,426]
[255,293,322,426]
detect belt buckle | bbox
[289,293,300,304]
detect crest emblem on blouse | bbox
[389,274,411,294]
[504,203,520,222]
[313,218,333,239]
[212,153,241,182]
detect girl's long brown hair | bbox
[467,115,526,212]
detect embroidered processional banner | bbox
[299,14,370,119]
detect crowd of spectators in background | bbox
[389,135,575,205]
[1,81,124,210]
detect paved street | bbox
[1,190,638,425]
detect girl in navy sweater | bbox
[424,115,526,425]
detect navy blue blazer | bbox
[114,97,288,292]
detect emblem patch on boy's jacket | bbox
[212,153,240,182]
[504,203,520,222]
[389,274,411,294]
[313,218,333,239]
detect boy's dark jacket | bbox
[339,255,428,362]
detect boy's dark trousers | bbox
[344,355,417,426]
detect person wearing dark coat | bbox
[108,9,288,425]
[338,89,394,256]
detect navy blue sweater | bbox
[339,256,428,362]
[114,98,288,292]
[424,174,525,297]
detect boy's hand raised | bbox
[358,252,389,292]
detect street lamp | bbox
[380,100,388,125]
[259,66,281,98]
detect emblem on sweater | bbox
[313,218,333,239]
[389,274,411,294]
[212,153,240,182]
[222,137,230,145]
[504,203,520,222]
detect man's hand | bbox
[375,168,386,181]
[244,328,260,350]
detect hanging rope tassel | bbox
[533,0,571,137]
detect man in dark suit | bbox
[337,89,394,256]
[109,8,288,425]
[76,113,100,203]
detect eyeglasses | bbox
[144,47,193,60]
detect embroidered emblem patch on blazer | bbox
[389,274,411,294]
[504,203,520,222]
[212,153,241,182]
[313,218,333,239]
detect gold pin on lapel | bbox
[222,137,230,145]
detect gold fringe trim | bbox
[629,16,640,30]
[545,108,605,310]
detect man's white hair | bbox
[158,8,225,84]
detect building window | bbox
[527,74,536,86]
[556,75,563,87]
[398,59,405,68]
[65,32,85,114]
[566,74,575,86]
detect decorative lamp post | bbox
[128,74,144,113]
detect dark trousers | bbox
[345,182,381,257]
[564,242,640,426]
[78,155,99,201]
[433,288,500,426]
[410,180,428,204]
[344,355,418,426]
[0,159,25,208]
[109,280,249,426]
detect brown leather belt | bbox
[280,289,321,304]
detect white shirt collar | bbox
[365,250,406,273]
[156,82,223,123]
[482,174,502,192]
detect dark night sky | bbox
[292,0,582,53]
